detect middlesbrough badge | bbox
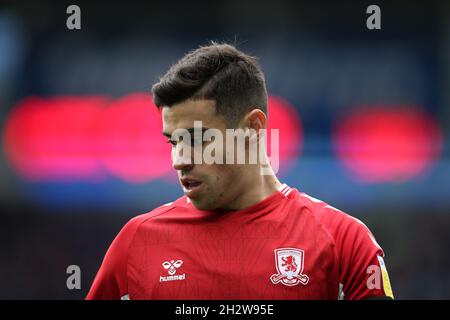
[270,248,309,286]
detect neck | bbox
[221,166,282,212]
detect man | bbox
[86,42,394,300]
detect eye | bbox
[166,139,177,146]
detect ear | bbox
[245,109,267,131]
[241,109,267,142]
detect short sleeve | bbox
[338,218,394,300]
[86,215,144,300]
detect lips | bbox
[180,177,203,198]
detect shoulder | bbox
[86,196,190,299]
[291,190,392,299]
[119,196,189,236]
[294,191,358,225]
[292,190,382,253]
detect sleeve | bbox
[85,215,144,300]
[338,217,394,300]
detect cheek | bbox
[212,166,235,188]
[201,166,222,186]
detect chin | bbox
[190,198,210,211]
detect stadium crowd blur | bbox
[0,0,449,299]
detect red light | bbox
[267,96,303,174]
[3,96,108,181]
[333,107,443,183]
[95,93,172,183]
[3,94,303,183]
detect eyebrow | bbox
[162,127,210,138]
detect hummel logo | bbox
[160,259,186,282]
[162,259,183,275]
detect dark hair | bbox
[151,42,268,126]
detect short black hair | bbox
[151,42,268,126]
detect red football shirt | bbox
[86,184,393,300]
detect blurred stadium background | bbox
[0,0,449,299]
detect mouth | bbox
[180,177,203,199]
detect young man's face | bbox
[162,99,244,211]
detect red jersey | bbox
[86,184,393,300]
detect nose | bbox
[172,142,194,171]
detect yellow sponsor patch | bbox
[377,255,394,299]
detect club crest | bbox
[270,248,309,286]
